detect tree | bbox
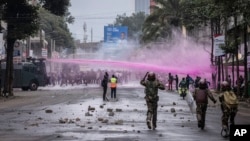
[141,0,192,43]
[39,0,74,24]
[39,0,70,16]
[1,0,39,96]
[186,0,250,96]
[0,0,73,96]
[113,12,147,41]
[39,8,74,52]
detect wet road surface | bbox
[0,84,250,141]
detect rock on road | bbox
[0,84,249,141]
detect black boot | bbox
[147,120,151,129]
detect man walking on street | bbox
[140,72,165,130]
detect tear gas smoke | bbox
[50,33,212,78]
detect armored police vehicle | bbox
[0,58,48,91]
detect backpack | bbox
[223,91,238,108]
[145,80,159,99]
[179,81,186,88]
[194,89,208,103]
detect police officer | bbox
[219,81,238,137]
[194,76,201,88]
[140,72,165,130]
[193,79,216,130]
[179,78,187,99]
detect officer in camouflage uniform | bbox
[193,79,216,130]
[219,81,238,137]
[140,72,165,130]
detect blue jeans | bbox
[111,88,116,98]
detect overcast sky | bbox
[68,0,135,42]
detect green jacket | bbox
[140,79,165,100]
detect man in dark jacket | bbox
[101,72,109,101]
[140,72,165,130]
[175,74,179,91]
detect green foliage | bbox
[39,0,70,16]
[141,0,183,43]
[220,41,236,54]
[0,0,7,6]
[2,0,39,39]
[64,11,75,24]
[181,0,212,30]
[39,8,74,50]
[113,12,147,40]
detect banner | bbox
[41,48,48,58]
[104,26,128,43]
[213,34,225,56]
[0,33,5,59]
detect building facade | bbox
[135,0,150,15]
[150,0,156,14]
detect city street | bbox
[0,84,250,141]
[2,1,250,141]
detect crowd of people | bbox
[47,69,132,87]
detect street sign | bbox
[13,56,21,63]
[213,34,225,56]
[41,48,48,58]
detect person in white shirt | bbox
[117,32,127,46]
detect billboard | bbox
[104,26,128,43]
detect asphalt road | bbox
[0,84,250,141]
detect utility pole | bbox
[53,40,55,52]
[26,37,30,58]
[91,28,93,42]
[50,39,53,73]
[83,22,87,43]
[39,29,43,58]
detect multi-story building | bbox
[135,0,150,15]
[150,0,156,14]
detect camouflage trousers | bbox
[221,104,237,128]
[196,103,207,128]
[145,98,158,128]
